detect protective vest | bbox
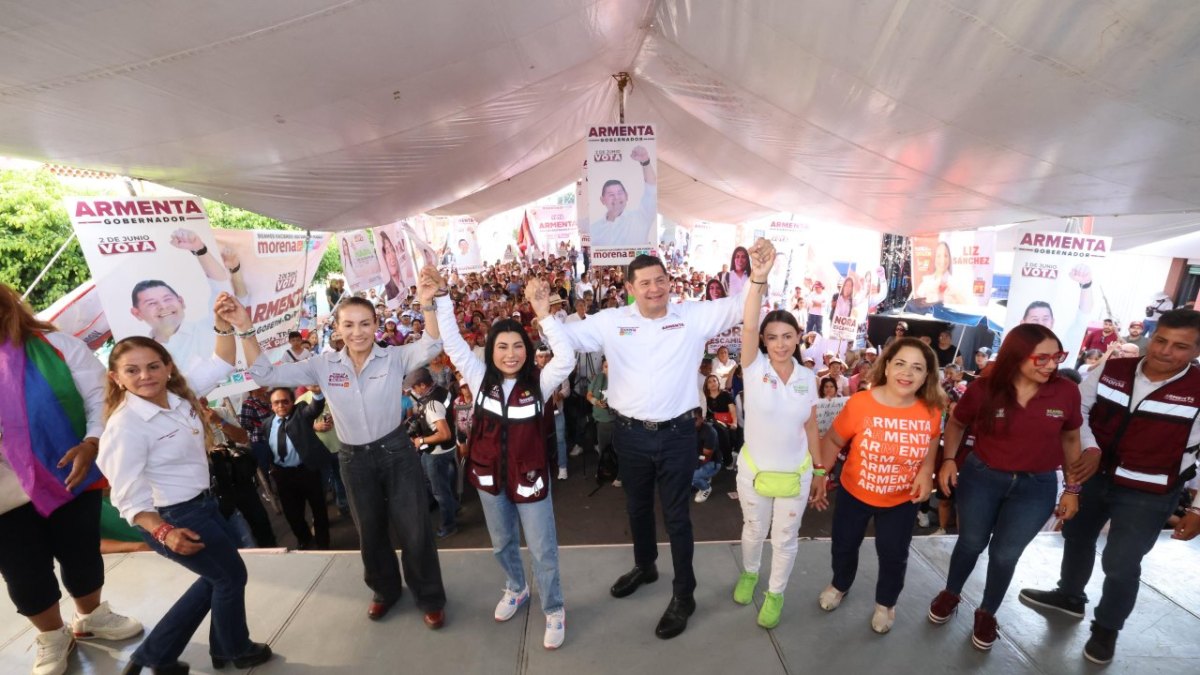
[1088,357,1200,494]
[466,379,553,503]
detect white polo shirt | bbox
[98,355,233,523]
[741,352,818,472]
[558,289,744,421]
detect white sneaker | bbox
[694,487,712,503]
[543,609,566,649]
[933,527,947,536]
[916,511,931,528]
[494,586,529,622]
[32,626,74,675]
[71,601,144,640]
[818,585,845,611]
[557,468,569,480]
[612,479,622,488]
[871,603,896,634]
[569,445,583,457]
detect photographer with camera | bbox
[406,368,458,538]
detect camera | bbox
[405,416,433,440]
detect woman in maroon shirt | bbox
[926,323,1084,651]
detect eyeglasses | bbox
[1027,352,1069,366]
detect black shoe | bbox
[610,565,659,598]
[1018,588,1085,619]
[211,642,272,669]
[1084,622,1118,665]
[655,595,696,640]
[123,663,190,674]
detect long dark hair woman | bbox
[926,323,1082,651]
[425,266,575,650]
[97,293,271,673]
[0,283,144,675]
[720,246,752,296]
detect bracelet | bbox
[1063,483,1082,495]
[213,325,234,336]
[1080,281,1092,289]
[422,304,437,312]
[228,263,241,274]
[639,159,651,167]
[750,278,768,285]
[152,523,175,545]
[192,245,208,257]
[435,287,450,297]
[235,327,257,338]
[942,457,957,463]
[812,468,827,477]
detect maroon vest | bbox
[466,380,553,503]
[1088,357,1200,494]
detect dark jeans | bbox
[340,433,447,611]
[945,453,1057,613]
[0,490,102,616]
[323,459,348,510]
[271,465,330,549]
[831,487,919,607]
[613,417,697,596]
[420,451,459,531]
[133,495,251,667]
[1057,472,1183,631]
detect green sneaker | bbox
[758,591,785,629]
[733,572,759,605]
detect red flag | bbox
[517,210,538,257]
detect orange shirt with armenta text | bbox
[832,390,942,508]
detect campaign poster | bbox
[338,229,385,293]
[815,397,849,437]
[910,231,996,308]
[690,221,738,279]
[449,216,484,273]
[66,196,234,383]
[586,124,657,264]
[36,280,110,350]
[530,204,578,254]
[209,229,329,397]
[371,221,418,310]
[404,222,441,270]
[1004,230,1111,363]
[705,326,742,357]
[765,219,808,309]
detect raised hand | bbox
[418,265,444,304]
[749,237,776,279]
[169,229,205,252]
[630,145,650,164]
[1068,264,1092,286]
[214,292,252,331]
[525,277,551,318]
[220,246,241,271]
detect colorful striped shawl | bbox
[0,334,101,516]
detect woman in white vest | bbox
[424,266,576,649]
[731,240,820,629]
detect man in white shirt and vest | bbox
[556,242,773,639]
[1020,308,1200,665]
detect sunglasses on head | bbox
[1027,352,1069,366]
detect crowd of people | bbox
[1,235,1198,675]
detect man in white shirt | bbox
[556,243,771,640]
[283,331,313,362]
[589,146,657,249]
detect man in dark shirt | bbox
[933,328,960,368]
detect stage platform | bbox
[2,533,1195,674]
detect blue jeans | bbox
[133,496,252,667]
[554,411,567,468]
[477,488,563,614]
[420,451,459,531]
[944,453,1057,613]
[340,433,446,611]
[1057,472,1183,631]
[806,313,823,335]
[692,461,721,491]
[831,487,919,607]
[614,418,697,596]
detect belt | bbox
[343,424,407,453]
[167,488,214,508]
[613,408,698,431]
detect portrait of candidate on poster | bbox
[586,124,657,264]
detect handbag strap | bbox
[741,446,813,476]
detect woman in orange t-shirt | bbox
[809,337,945,634]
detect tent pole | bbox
[614,72,631,123]
[22,232,77,301]
[297,231,313,332]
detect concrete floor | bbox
[2,533,1196,674]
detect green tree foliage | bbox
[0,169,341,311]
[0,170,93,311]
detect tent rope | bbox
[22,232,77,301]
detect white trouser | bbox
[737,461,812,593]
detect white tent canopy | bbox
[3,0,1200,247]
